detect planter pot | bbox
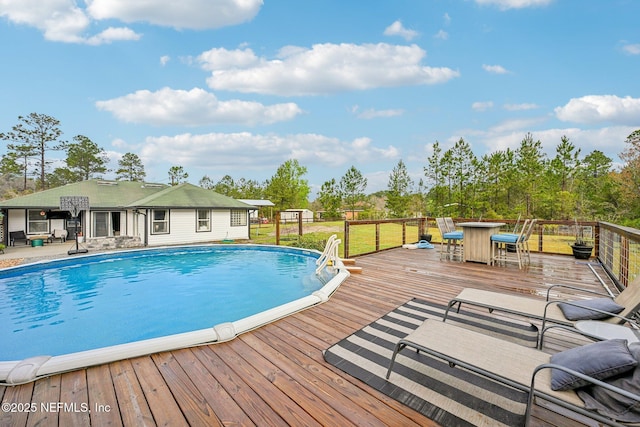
[420,234,432,243]
[571,244,593,259]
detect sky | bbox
[0,0,639,198]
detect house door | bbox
[93,211,122,237]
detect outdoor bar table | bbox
[457,222,506,264]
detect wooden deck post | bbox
[402,222,406,245]
[344,221,350,259]
[275,211,280,245]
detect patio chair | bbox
[491,218,530,269]
[435,217,463,261]
[386,319,640,426]
[444,217,458,234]
[9,230,30,246]
[52,229,68,243]
[444,277,640,347]
[521,218,538,264]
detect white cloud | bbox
[110,138,128,148]
[138,132,399,171]
[356,108,404,119]
[200,43,460,96]
[160,55,171,66]
[0,0,262,44]
[504,103,539,111]
[622,43,640,55]
[443,13,451,25]
[482,64,509,74]
[0,0,93,43]
[85,0,263,30]
[487,117,545,134]
[95,87,302,126]
[459,114,634,163]
[86,27,141,45]
[474,0,553,10]
[481,126,635,161]
[434,30,449,40]
[383,20,419,41]
[472,101,494,111]
[197,47,259,70]
[555,95,640,125]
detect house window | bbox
[27,209,49,234]
[152,209,169,234]
[197,209,211,232]
[230,210,247,227]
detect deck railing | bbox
[343,218,427,259]
[598,222,640,288]
[344,218,640,289]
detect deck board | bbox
[0,248,620,426]
[86,364,122,427]
[151,351,222,426]
[27,375,60,427]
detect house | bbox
[280,208,314,223]
[0,180,254,248]
[342,209,365,220]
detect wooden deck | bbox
[0,248,619,426]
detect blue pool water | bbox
[0,245,327,360]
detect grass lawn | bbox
[249,220,584,258]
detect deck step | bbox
[340,258,357,265]
[346,266,363,274]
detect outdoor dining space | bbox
[436,217,537,269]
[0,245,633,427]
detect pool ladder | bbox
[315,234,341,275]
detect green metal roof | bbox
[0,180,252,210]
[129,183,253,209]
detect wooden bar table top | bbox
[457,222,506,264]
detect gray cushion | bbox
[558,297,625,321]
[577,342,640,423]
[550,339,637,391]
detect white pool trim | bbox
[0,244,350,385]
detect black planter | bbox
[571,244,593,259]
[420,234,432,243]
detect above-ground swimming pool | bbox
[0,244,349,384]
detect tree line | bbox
[1,113,639,226]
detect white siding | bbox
[6,209,64,234]
[281,209,314,223]
[146,209,249,246]
[7,209,25,233]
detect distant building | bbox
[238,199,275,222]
[343,210,365,220]
[280,209,314,223]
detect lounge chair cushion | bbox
[577,342,640,423]
[550,339,637,391]
[557,297,625,321]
